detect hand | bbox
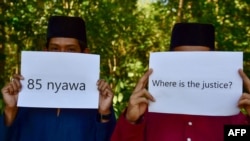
[1,74,24,125]
[126,69,155,124]
[238,69,250,116]
[2,74,24,108]
[97,79,114,115]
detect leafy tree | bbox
[0,0,249,117]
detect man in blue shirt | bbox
[0,16,116,141]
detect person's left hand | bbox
[238,69,250,116]
[97,79,114,115]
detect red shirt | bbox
[111,111,249,141]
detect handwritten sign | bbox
[148,51,243,116]
[17,51,100,109]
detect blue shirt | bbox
[1,107,116,141]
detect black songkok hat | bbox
[170,23,215,50]
[47,16,87,49]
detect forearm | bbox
[96,112,116,141]
[4,106,18,126]
[111,112,145,141]
[98,109,111,123]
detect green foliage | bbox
[0,0,249,118]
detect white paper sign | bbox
[18,51,100,109]
[148,52,243,116]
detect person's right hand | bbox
[1,74,24,108]
[238,69,250,116]
[1,74,23,126]
[126,69,155,124]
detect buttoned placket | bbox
[186,120,193,141]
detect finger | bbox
[134,69,153,93]
[11,77,22,90]
[10,82,19,94]
[242,93,250,99]
[238,93,248,101]
[97,80,102,90]
[11,74,24,82]
[239,69,250,92]
[96,79,103,89]
[12,78,22,91]
[7,84,17,95]
[238,98,250,107]
[140,69,153,88]
[96,79,101,87]
[2,84,12,95]
[130,96,151,106]
[131,89,155,102]
[105,88,113,97]
[13,74,24,79]
[97,79,107,90]
[9,74,23,92]
[100,82,109,92]
[238,93,250,105]
[100,88,113,97]
[238,93,247,104]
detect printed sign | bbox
[148,52,243,116]
[18,51,100,109]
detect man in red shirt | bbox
[111,23,250,141]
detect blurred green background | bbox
[0,0,250,118]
